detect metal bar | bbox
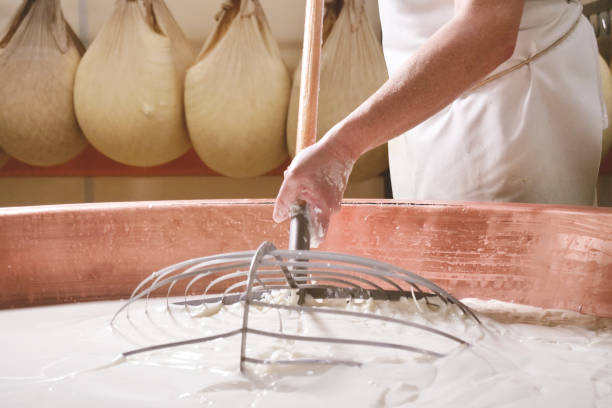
[249,300,469,345]
[245,328,444,358]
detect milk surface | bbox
[0,292,611,407]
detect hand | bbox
[273,135,356,247]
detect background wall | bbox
[0,0,610,206]
[0,0,382,72]
[585,0,612,205]
[0,0,386,206]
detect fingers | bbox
[272,142,352,249]
[273,151,311,223]
[307,203,331,248]
[273,173,336,248]
[273,176,297,223]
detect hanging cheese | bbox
[287,0,388,181]
[599,55,612,160]
[0,0,87,166]
[185,0,289,178]
[74,0,194,167]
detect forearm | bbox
[323,1,524,159]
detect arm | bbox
[274,0,525,245]
[327,0,524,158]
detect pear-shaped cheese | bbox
[185,0,289,178]
[74,0,194,167]
[143,0,194,76]
[0,0,87,166]
[287,0,388,181]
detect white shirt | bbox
[380,0,604,205]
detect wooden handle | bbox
[295,0,325,154]
[288,0,325,251]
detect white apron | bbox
[380,0,605,205]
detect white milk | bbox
[0,292,611,407]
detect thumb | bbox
[273,181,296,223]
[307,204,331,249]
[273,197,291,223]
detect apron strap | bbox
[470,6,582,92]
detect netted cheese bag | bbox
[185,0,289,178]
[600,55,612,160]
[74,0,194,167]
[287,0,388,181]
[0,0,87,166]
